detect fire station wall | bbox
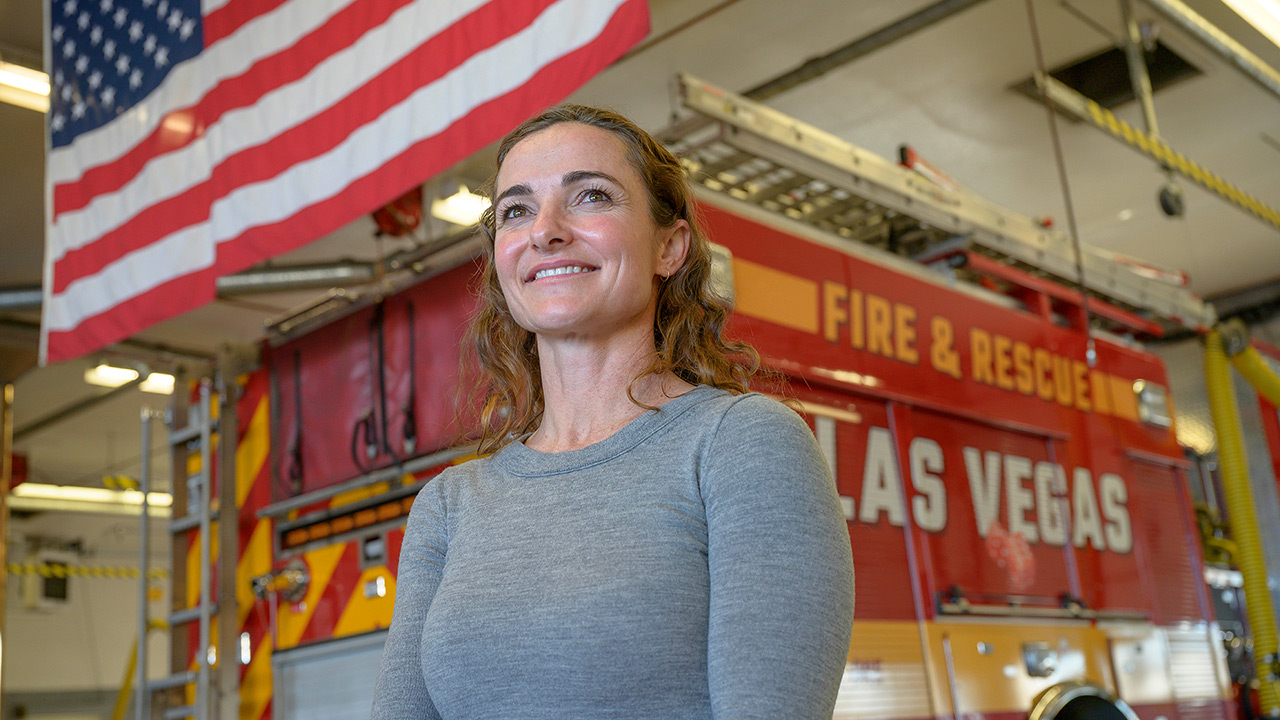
[1153,335,1280,630]
[3,510,170,715]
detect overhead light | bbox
[84,364,140,387]
[83,363,175,394]
[140,373,175,394]
[12,483,172,506]
[10,483,172,517]
[0,60,50,113]
[1223,0,1280,47]
[430,184,490,227]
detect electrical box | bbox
[21,550,75,611]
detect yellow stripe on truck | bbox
[923,622,1116,716]
[732,258,820,334]
[832,619,1227,720]
[333,567,396,638]
[836,620,935,720]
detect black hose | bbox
[402,301,419,455]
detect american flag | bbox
[42,0,650,363]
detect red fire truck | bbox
[153,76,1233,720]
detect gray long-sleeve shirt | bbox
[370,386,854,719]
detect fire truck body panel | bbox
[231,177,1230,720]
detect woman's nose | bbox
[529,205,570,249]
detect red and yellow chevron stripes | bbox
[274,532,400,650]
[236,371,274,720]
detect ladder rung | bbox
[169,511,218,534]
[147,671,195,692]
[163,705,195,720]
[168,425,203,446]
[168,603,217,625]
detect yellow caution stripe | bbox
[7,561,168,579]
[1042,74,1280,231]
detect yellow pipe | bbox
[1230,343,1280,409]
[1205,329,1280,717]
[112,638,138,720]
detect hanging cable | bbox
[1024,0,1098,365]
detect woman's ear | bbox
[657,219,691,277]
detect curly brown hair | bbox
[467,104,759,455]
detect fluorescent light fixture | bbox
[1223,0,1280,47]
[140,373,175,395]
[84,364,140,387]
[84,363,175,394]
[0,60,50,113]
[9,483,173,517]
[12,482,172,507]
[430,184,490,227]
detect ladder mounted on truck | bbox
[659,73,1216,336]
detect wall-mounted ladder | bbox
[136,379,216,720]
[660,73,1216,336]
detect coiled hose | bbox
[1205,329,1280,717]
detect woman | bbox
[371,106,854,719]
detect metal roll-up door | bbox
[274,631,388,720]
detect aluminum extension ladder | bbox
[137,379,216,720]
[660,73,1215,334]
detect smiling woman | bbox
[370,105,855,720]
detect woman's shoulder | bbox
[686,386,804,426]
[410,452,495,504]
[677,386,812,447]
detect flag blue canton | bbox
[48,0,203,149]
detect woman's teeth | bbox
[533,266,593,280]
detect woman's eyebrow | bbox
[493,183,531,206]
[562,170,621,187]
[494,170,621,206]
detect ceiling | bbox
[1,0,1278,492]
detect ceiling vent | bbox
[1013,40,1201,116]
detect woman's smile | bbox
[527,263,599,283]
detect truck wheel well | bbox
[1029,681,1139,720]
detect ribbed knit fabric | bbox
[370,386,854,719]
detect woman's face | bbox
[491,123,688,342]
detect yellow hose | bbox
[1205,329,1280,716]
[1230,343,1280,409]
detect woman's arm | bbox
[703,395,855,720]
[370,481,449,719]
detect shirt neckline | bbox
[493,385,721,477]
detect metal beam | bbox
[1140,0,1280,103]
[13,375,145,441]
[0,228,479,312]
[658,0,991,146]
[215,262,375,296]
[0,286,42,311]
[1036,73,1280,232]
[742,0,991,101]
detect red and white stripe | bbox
[43,0,649,363]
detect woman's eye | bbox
[582,188,609,203]
[499,204,527,221]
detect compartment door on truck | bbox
[273,630,388,719]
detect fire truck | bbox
[142,75,1251,720]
